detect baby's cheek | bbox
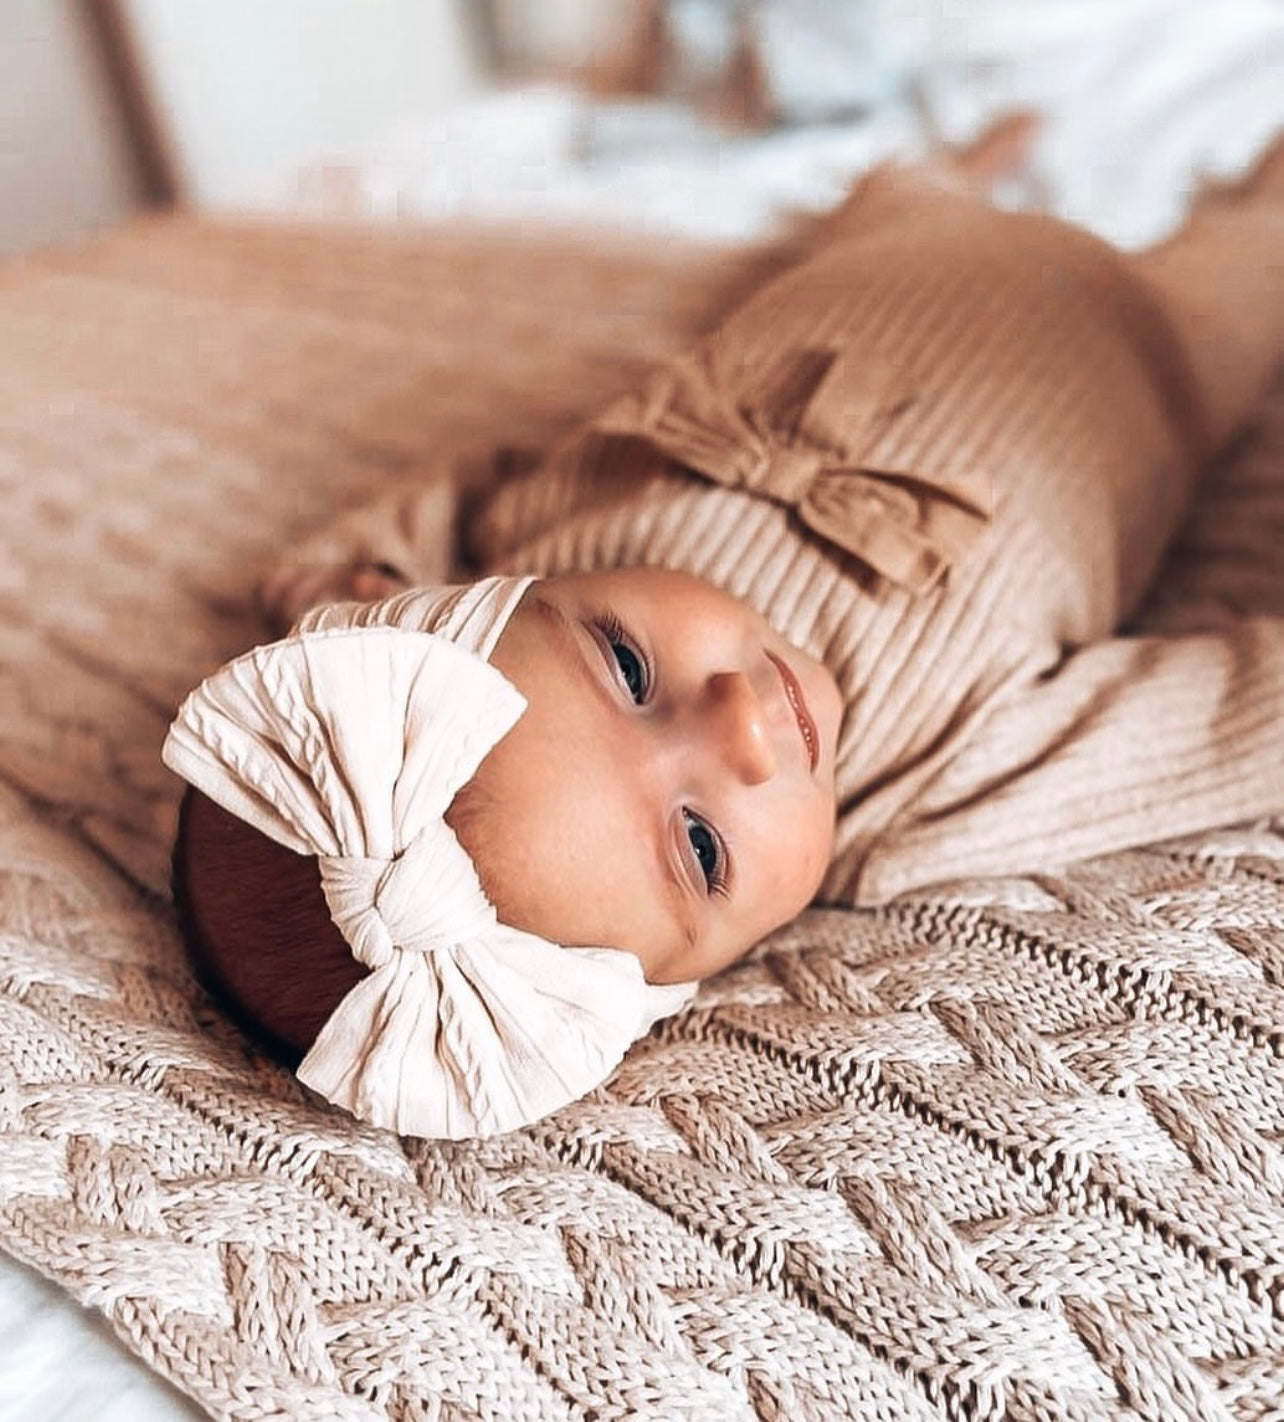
[793,798,837,894]
[760,849,823,936]
[447,758,541,927]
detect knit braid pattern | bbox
[1,216,1281,1420]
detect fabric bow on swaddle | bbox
[163,575,696,1140]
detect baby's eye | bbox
[597,614,650,704]
[612,640,646,703]
[684,809,728,896]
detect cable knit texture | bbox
[0,214,1282,1419]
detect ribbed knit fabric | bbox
[473,166,1284,904]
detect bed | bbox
[2,5,1283,1418]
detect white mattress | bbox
[5,1,1281,1416]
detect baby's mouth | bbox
[765,651,819,773]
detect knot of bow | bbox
[319,821,496,972]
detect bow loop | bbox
[799,470,949,592]
[163,627,525,860]
[596,348,770,490]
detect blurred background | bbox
[3,0,1283,261]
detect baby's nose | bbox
[706,672,777,785]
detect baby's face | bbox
[470,568,841,983]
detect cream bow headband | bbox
[163,577,695,1139]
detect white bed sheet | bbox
[278,0,1284,250]
[4,1,1281,1417]
[0,1257,202,1422]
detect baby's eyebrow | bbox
[527,593,581,665]
[528,594,614,709]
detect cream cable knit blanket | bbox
[1,216,1282,1419]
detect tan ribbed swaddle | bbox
[470,166,1284,904]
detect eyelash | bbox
[594,609,730,899]
[595,612,653,705]
[684,809,730,898]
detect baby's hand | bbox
[259,478,457,635]
[259,557,409,635]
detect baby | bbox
[170,129,1284,1137]
[294,566,842,984]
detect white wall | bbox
[0,0,140,255]
[122,0,484,209]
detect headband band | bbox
[164,578,695,1138]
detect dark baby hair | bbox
[172,782,502,1062]
[172,789,366,1063]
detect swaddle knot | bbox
[589,338,994,593]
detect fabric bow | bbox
[590,341,994,593]
[163,626,694,1139]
